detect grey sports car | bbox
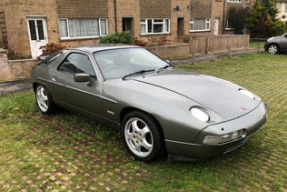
[31,45,267,162]
[265,33,287,54]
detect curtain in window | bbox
[60,19,68,37]
[100,19,107,35]
[193,19,206,30]
[69,19,81,37]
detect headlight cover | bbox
[203,129,247,145]
[239,89,255,100]
[190,107,210,123]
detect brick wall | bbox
[2,0,60,56]
[57,0,108,18]
[190,0,212,18]
[140,0,171,18]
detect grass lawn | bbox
[249,40,266,49]
[0,52,286,192]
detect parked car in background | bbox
[265,33,287,54]
[31,45,267,162]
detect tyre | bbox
[35,85,55,114]
[121,111,164,162]
[268,44,279,54]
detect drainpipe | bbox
[222,0,226,34]
[114,0,118,32]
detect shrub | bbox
[39,43,66,56]
[99,31,133,44]
[271,20,287,36]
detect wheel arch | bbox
[120,107,166,141]
[268,43,280,52]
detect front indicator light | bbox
[190,108,210,123]
[203,129,247,145]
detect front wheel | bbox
[35,85,54,114]
[268,44,279,54]
[121,111,164,162]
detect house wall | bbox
[57,0,108,18]
[276,0,287,21]
[170,0,191,41]
[0,0,255,57]
[140,0,171,18]
[114,0,141,39]
[0,0,59,56]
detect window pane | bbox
[193,19,206,30]
[154,19,163,23]
[28,20,37,40]
[60,19,68,37]
[58,53,95,75]
[100,19,107,35]
[69,19,81,37]
[153,24,163,33]
[148,20,152,33]
[165,19,169,32]
[141,23,146,34]
[37,20,44,40]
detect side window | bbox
[58,53,96,76]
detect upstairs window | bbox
[59,18,108,39]
[190,18,210,32]
[140,19,170,35]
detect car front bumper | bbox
[165,101,267,159]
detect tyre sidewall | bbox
[121,111,163,162]
[35,85,54,115]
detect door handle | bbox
[52,73,57,82]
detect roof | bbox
[69,44,140,53]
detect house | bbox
[0,0,254,59]
[276,0,287,21]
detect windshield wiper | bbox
[122,69,155,80]
[157,65,170,73]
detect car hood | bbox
[132,69,260,120]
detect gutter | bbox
[114,0,118,32]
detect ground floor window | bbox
[59,18,108,39]
[140,19,170,35]
[225,19,234,30]
[190,18,210,32]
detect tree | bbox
[246,0,286,37]
[228,7,250,34]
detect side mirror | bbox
[74,73,90,82]
[74,73,95,86]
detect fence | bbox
[190,35,250,55]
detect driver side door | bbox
[50,52,103,117]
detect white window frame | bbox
[59,18,108,40]
[227,0,242,3]
[140,18,170,35]
[190,18,211,32]
[225,19,234,30]
[245,0,249,3]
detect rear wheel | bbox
[35,85,54,114]
[121,111,164,162]
[268,44,279,54]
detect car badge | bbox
[240,106,247,110]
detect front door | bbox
[27,18,48,58]
[214,18,219,36]
[177,18,184,36]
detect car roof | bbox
[68,44,141,54]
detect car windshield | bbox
[93,48,169,80]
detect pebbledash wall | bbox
[0,0,254,58]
